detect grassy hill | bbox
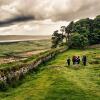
[0,48,100,100]
[0,39,51,70]
[0,39,51,56]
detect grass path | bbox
[0,49,100,100]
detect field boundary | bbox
[0,47,67,88]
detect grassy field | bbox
[0,48,100,100]
[0,39,51,67]
[0,39,51,57]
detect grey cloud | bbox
[0,15,34,27]
[46,0,100,21]
[0,0,100,22]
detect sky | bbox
[0,0,100,35]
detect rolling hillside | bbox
[0,39,51,68]
[0,47,100,100]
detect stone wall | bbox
[0,47,67,85]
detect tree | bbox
[71,16,100,45]
[60,26,66,35]
[51,30,64,48]
[51,30,59,48]
[51,15,100,48]
[88,32,100,45]
[69,33,89,49]
[65,21,74,43]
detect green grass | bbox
[0,39,51,69]
[0,48,100,100]
[0,40,51,57]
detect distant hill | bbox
[0,35,51,42]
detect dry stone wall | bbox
[0,47,67,85]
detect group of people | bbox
[67,55,87,66]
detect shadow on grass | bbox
[64,64,86,70]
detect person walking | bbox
[67,57,71,66]
[72,56,76,65]
[82,55,87,66]
[77,56,80,64]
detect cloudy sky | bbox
[0,0,100,35]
